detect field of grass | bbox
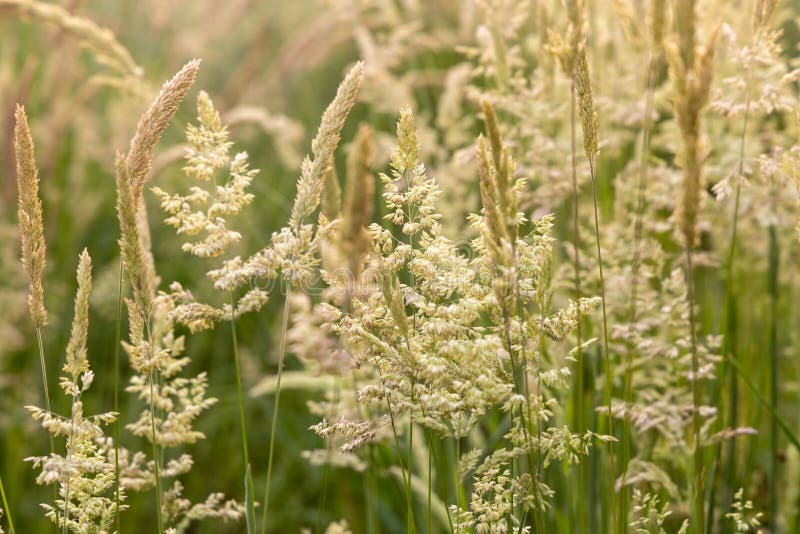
[1,0,800,532]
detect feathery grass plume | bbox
[26,249,127,532]
[321,157,342,221]
[116,60,200,315]
[126,60,201,199]
[667,21,719,247]
[339,123,375,287]
[64,249,92,382]
[0,0,144,93]
[14,104,47,328]
[575,40,598,160]
[115,60,200,534]
[290,61,364,230]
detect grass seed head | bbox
[14,104,47,328]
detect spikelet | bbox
[340,123,375,281]
[651,0,667,47]
[392,106,420,175]
[479,100,518,249]
[290,61,364,230]
[477,100,519,310]
[116,60,200,313]
[667,15,720,246]
[63,249,92,385]
[14,104,47,328]
[321,157,342,220]
[574,39,599,160]
[675,0,697,68]
[753,0,778,31]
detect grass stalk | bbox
[408,382,415,531]
[229,294,256,534]
[767,196,779,533]
[113,260,123,533]
[375,363,416,533]
[569,81,587,534]
[426,431,432,534]
[709,94,751,530]
[588,155,617,532]
[685,246,704,534]
[0,474,15,534]
[148,372,163,534]
[261,288,292,533]
[35,327,59,530]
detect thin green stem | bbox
[35,326,59,530]
[724,355,800,452]
[0,474,15,534]
[375,363,416,534]
[588,156,617,531]
[685,248,704,534]
[569,81,588,534]
[408,381,415,532]
[767,201,779,533]
[149,373,163,534]
[261,287,292,533]
[454,437,461,534]
[230,294,256,534]
[709,94,751,532]
[113,259,124,534]
[426,431,432,534]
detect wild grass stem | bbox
[261,288,292,533]
[229,294,256,534]
[0,475,15,534]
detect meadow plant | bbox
[2,1,800,533]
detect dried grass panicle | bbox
[668,15,720,246]
[126,59,201,198]
[116,154,155,315]
[575,40,598,160]
[651,0,667,46]
[14,104,47,328]
[116,60,200,313]
[290,61,365,230]
[477,100,518,271]
[753,0,778,31]
[341,123,375,261]
[321,158,342,220]
[63,249,92,382]
[0,0,142,85]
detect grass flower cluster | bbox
[1,0,800,533]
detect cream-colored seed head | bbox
[575,40,599,160]
[64,249,92,383]
[14,104,47,328]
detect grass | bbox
[1,1,800,533]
